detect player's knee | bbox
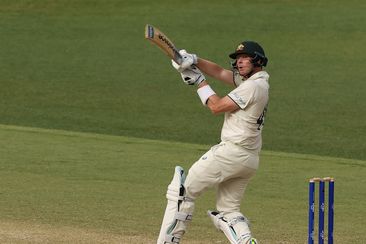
[183,172,202,199]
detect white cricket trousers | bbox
[184,141,258,213]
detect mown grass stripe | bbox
[1,123,364,165]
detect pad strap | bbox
[183,196,194,202]
[238,233,252,243]
[227,216,248,227]
[164,235,180,243]
[175,212,193,221]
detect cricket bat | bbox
[145,24,183,64]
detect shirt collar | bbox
[248,70,269,80]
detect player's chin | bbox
[239,69,250,77]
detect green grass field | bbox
[1,125,365,243]
[1,0,366,243]
[0,0,365,160]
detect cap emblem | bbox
[236,43,245,51]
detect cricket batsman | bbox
[157,41,269,244]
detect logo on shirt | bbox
[231,92,246,107]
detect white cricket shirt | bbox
[221,71,269,153]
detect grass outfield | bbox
[0,1,365,243]
[1,124,365,243]
[0,1,365,160]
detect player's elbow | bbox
[208,102,239,115]
[208,104,223,115]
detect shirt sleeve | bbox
[227,81,256,110]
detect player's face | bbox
[236,54,254,76]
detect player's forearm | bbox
[196,58,222,77]
[197,82,237,115]
[197,58,233,86]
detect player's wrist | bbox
[197,81,208,88]
[197,85,216,105]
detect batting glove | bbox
[180,66,205,86]
[171,49,198,72]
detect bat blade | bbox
[145,24,183,64]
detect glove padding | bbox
[172,49,198,72]
[179,65,205,86]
